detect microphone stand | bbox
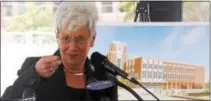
[116,80,144,101]
[130,78,160,101]
[106,73,143,101]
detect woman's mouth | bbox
[69,54,79,58]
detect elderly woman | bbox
[2,2,118,101]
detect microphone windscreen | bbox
[91,52,106,67]
[90,52,109,80]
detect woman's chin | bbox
[68,60,83,66]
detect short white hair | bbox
[54,1,98,36]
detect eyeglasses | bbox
[57,35,91,44]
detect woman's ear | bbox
[90,33,96,47]
[56,33,60,47]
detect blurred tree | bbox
[5,2,54,32]
[120,1,209,22]
[119,2,137,22]
[183,2,209,21]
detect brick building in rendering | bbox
[107,41,205,90]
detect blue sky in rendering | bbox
[89,24,209,82]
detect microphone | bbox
[89,59,143,101]
[91,52,139,85]
[86,60,115,91]
[91,52,160,101]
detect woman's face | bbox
[57,24,95,67]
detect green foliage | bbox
[119,2,137,22]
[183,2,193,7]
[5,2,54,32]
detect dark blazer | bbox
[1,49,118,101]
